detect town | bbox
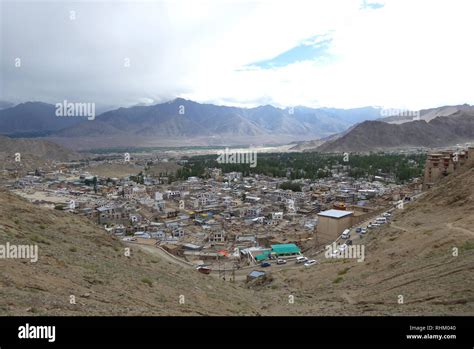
[1,145,473,281]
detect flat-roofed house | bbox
[317,209,354,243]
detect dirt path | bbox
[126,242,193,269]
[390,223,409,232]
[446,223,474,236]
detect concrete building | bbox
[317,209,354,243]
[423,147,474,190]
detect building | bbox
[270,243,301,257]
[209,231,226,243]
[423,147,474,190]
[271,212,283,220]
[423,152,454,190]
[317,209,354,242]
[246,270,266,282]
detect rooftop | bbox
[271,243,301,254]
[317,209,354,219]
[248,271,266,278]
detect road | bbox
[125,242,193,268]
[309,192,426,258]
[125,192,427,279]
[127,240,314,280]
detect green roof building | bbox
[271,243,301,257]
[255,251,271,261]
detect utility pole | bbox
[218,256,224,280]
[313,227,319,250]
[231,262,236,283]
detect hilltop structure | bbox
[423,146,474,190]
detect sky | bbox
[1,0,474,111]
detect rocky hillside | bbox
[0,102,83,136]
[0,190,266,315]
[313,112,474,153]
[379,104,474,124]
[0,136,80,162]
[0,136,82,175]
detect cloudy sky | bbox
[1,0,474,110]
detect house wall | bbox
[317,215,352,243]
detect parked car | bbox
[260,262,271,268]
[276,259,287,265]
[330,250,340,258]
[360,228,367,234]
[355,227,362,233]
[195,264,211,270]
[296,256,308,264]
[341,229,351,239]
[383,212,392,217]
[304,259,318,267]
[339,244,348,252]
[346,239,353,246]
[122,237,137,242]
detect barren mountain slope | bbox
[0,190,268,316]
[314,112,474,153]
[0,136,80,162]
[261,164,474,315]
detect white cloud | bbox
[1,0,474,110]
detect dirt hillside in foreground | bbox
[0,190,268,315]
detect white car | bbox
[276,259,287,265]
[383,212,392,217]
[195,264,210,270]
[339,244,348,252]
[304,259,318,267]
[296,256,308,264]
[122,237,137,242]
[330,250,340,258]
[341,229,351,239]
[360,228,368,234]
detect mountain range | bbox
[379,104,474,124]
[312,110,474,153]
[2,99,474,152]
[0,99,382,150]
[0,102,83,137]
[294,105,474,152]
